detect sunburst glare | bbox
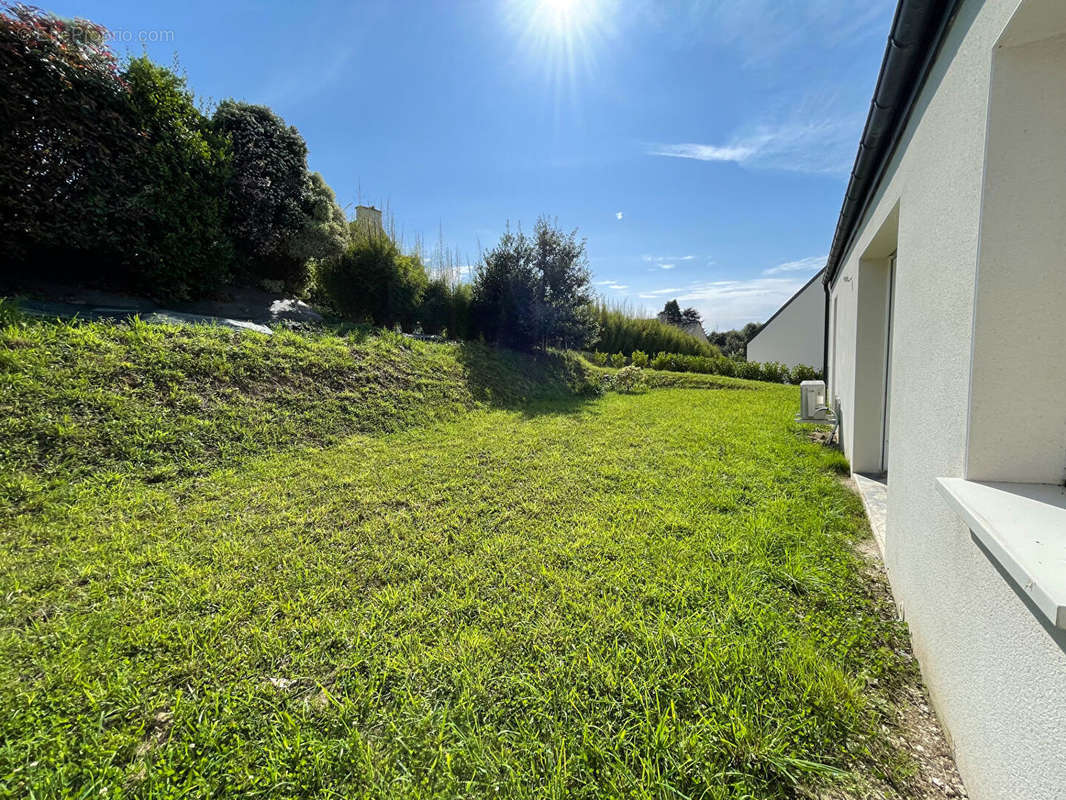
[504,0,616,96]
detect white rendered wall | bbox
[827,1,1066,798]
[745,275,824,369]
[966,30,1066,484]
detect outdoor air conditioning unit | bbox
[797,380,828,422]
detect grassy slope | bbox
[0,320,594,513]
[0,320,913,799]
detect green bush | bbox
[314,229,428,328]
[417,278,452,336]
[631,350,649,368]
[281,172,349,274]
[790,364,820,383]
[760,361,789,383]
[649,352,719,374]
[610,352,627,368]
[212,100,327,290]
[715,357,737,377]
[0,7,346,301]
[0,7,138,267]
[417,278,472,339]
[708,322,764,358]
[735,361,761,380]
[593,303,714,358]
[611,365,647,393]
[449,282,473,340]
[113,57,234,299]
[590,351,608,366]
[639,351,821,386]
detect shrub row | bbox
[1,7,347,300]
[590,351,822,385]
[0,7,778,364]
[593,305,714,358]
[313,231,474,340]
[315,219,603,347]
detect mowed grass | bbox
[0,319,594,514]
[0,321,913,799]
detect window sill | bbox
[936,478,1066,629]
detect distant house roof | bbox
[656,311,709,343]
[679,320,709,344]
[823,0,963,286]
[748,269,824,345]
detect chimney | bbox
[355,205,383,233]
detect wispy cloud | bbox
[616,211,624,220]
[595,279,630,291]
[642,255,695,262]
[762,255,826,275]
[649,116,860,175]
[650,143,757,163]
[659,264,676,270]
[671,275,814,330]
[630,253,824,328]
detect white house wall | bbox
[826,1,1066,798]
[745,274,824,369]
[965,28,1066,484]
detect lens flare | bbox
[538,0,591,35]
[504,0,615,95]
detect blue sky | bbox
[53,0,894,330]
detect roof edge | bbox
[749,268,825,342]
[823,0,963,287]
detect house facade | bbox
[745,269,824,369]
[824,1,1066,798]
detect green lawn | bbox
[0,322,914,799]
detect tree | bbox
[0,10,236,298]
[1,6,345,300]
[211,100,312,288]
[282,171,349,268]
[681,307,702,326]
[0,6,135,266]
[741,321,763,341]
[530,217,598,350]
[708,321,764,358]
[658,300,683,326]
[471,218,598,352]
[114,56,234,298]
[471,227,537,349]
[417,278,453,335]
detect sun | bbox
[504,0,614,92]
[533,0,600,37]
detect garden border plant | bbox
[588,350,821,385]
